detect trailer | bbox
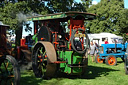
[0,21,20,85]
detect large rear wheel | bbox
[0,55,20,85]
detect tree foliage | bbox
[46,0,91,13]
[86,0,128,37]
[47,0,73,13]
[81,0,92,8]
[0,0,49,45]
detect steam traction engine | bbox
[21,12,96,78]
[0,21,20,85]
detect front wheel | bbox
[0,55,20,85]
[95,54,104,63]
[32,42,57,79]
[105,55,117,66]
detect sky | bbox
[76,0,128,8]
[22,21,34,37]
[124,0,128,8]
[75,0,101,5]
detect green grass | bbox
[20,58,128,85]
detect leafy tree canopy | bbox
[86,0,128,37]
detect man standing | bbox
[89,41,96,62]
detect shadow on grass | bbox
[117,61,124,64]
[82,65,119,79]
[20,71,44,85]
[55,65,119,79]
[20,65,119,85]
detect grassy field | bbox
[20,58,128,85]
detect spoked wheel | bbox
[95,54,104,63]
[0,55,20,85]
[32,42,57,79]
[105,55,117,66]
[71,28,89,54]
[34,46,47,78]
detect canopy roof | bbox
[0,21,9,27]
[88,32,123,39]
[27,11,96,21]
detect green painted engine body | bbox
[57,51,84,74]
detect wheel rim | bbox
[97,55,104,63]
[36,46,47,77]
[108,57,116,65]
[0,58,15,85]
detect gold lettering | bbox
[75,34,85,37]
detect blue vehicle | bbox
[95,43,128,66]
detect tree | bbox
[81,0,92,9]
[47,0,73,13]
[0,1,31,45]
[71,1,86,12]
[117,9,128,35]
[46,0,92,13]
[0,1,48,46]
[86,0,128,37]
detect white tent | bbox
[88,32,123,45]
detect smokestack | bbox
[17,12,27,26]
